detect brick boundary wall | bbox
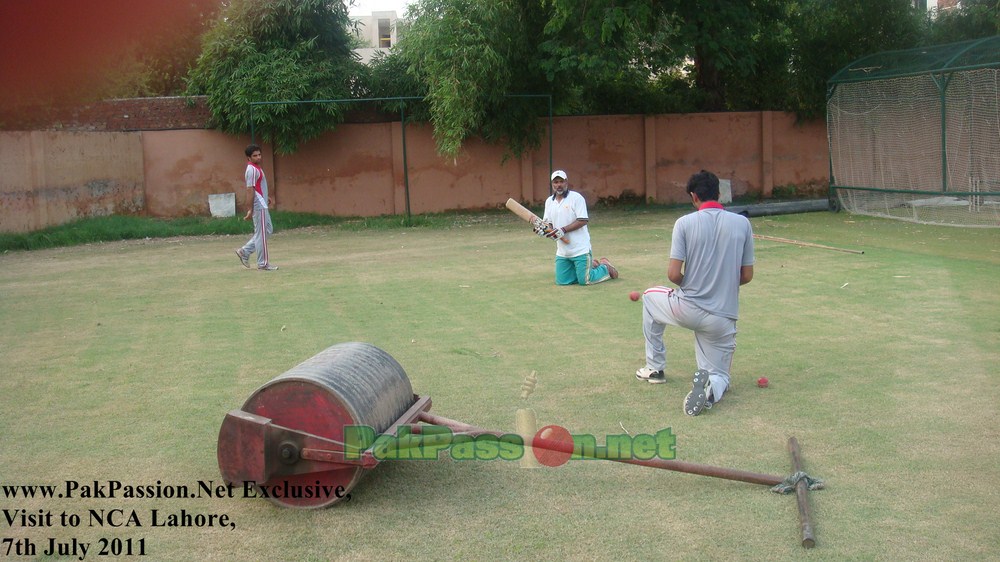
[1,97,830,233]
[18,96,397,132]
[33,96,214,132]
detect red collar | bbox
[698,201,725,211]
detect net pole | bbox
[401,103,411,226]
[548,94,553,194]
[935,72,949,193]
[826,83,838,208]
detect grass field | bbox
[1,208,997,560]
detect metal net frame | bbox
[248,95,554,224]
[827,36,1000,227]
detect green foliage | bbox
[0,213,333,252]
[99,45,203,99]
[0,210,515,253]
[356,50,431,119]
[923,0,1000,44]
[540,0,795,113]
[399,0,548,157]
[719,1,797,111]
[788,0,925,118]
[186,0,361,153]
[540,0,656,82]
[664,0,782,111]
[177,0,990,157]
[540,0,669,114]
[97,5,220,99]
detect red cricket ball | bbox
[757,377,769,388]
[629,291,641,302]
[532,424,574,468]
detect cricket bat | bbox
[505,198,569,243]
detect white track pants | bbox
[240,208,273,268]
[642,286,736,401]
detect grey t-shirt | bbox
[670,208,755,320]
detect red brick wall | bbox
[1,97,831,233]
[9,95,393,132]
[28,96,213,132]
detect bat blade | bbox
[505,198,540,223]
[505,198,569,242]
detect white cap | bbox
[551,170,567,181]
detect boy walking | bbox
[235,144,278,271]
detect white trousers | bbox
[642,286,736,401]
[240,208,273,268]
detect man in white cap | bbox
[533,169,618,285]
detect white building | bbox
[352,11,400,64]
[913,0,961,12]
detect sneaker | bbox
[683,369,713,416]
[258,264,279,271]
[599,257,618,279]
[235,249,249,269]
[635,367,666,384]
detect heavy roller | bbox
[217,342,823,547]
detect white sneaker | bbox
[258,264,279,271]
[683,370,713,416]
[635,367,666,384]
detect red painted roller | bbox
[228,342,414,508]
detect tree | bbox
[659,0,787,111]
[788,0,925,118]
[186,0,361,153]
[99,5,220,99]
[399,0,795,154]
[355,50,430,119]
[690,0,795,112]
[387,0,943,156]
[398,0,551,158]
[539,0,662,113]
[540,0,800,113]
[924,0,1000,44]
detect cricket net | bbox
[827,37,1000,228]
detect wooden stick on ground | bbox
[418,411,786,486]
[788,437,817,548]
[754,233,864,255]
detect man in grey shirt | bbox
[635,170,755,416]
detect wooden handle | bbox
[788,437,817,548]
[505,198,570,243]
[754,234,863,255]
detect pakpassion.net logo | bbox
[344,424,676,467]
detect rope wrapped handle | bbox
[771,471,825,494]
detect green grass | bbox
[0,210,501,252]
[0,200,763,253]
[1,209,997,560]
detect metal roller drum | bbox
[235,342,414,508]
